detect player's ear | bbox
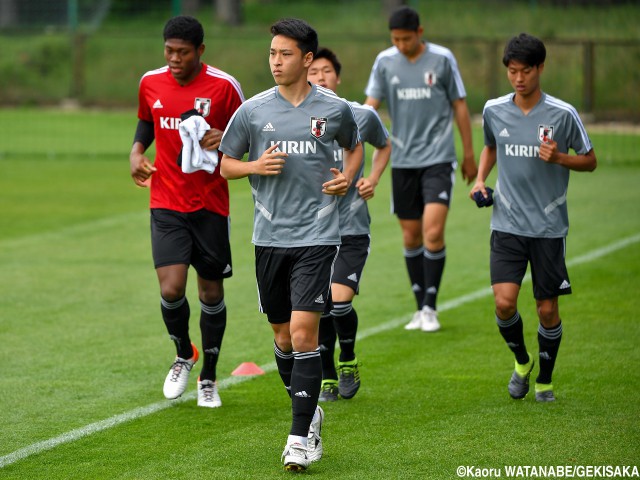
[538,62,545,74]
[304,51,314,68]
[197,43,205,57]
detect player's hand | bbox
[356,176,376,200]
[200,128,223,151]
[130,152,156,188]
[469,180,487,201]
[254,144,287,176]
[322,168,351,196]
[539,139,558,163]
[461,153,478,185]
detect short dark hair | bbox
[502,33,546,68]
[270,18,318,57]
[314,47,342,76]
[163,15,204,48]
[388,6,420,31]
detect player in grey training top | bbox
[220,83,359,248]
[365,36,463,169]
[365,6,477,333]
[334,102,389,234]
[308,47,391,402]
[219,18,363,472]
[470,33,596,404]
[482,92,592,238]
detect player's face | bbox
[307,58,340,92]
[270,35,313,87]
[390,27,424,60]
[507,60,544,98]
[164,38,204,85]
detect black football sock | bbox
[423,246,446,310]
[199,299,226,382]
[496,311,530,365]
[536,322,563,385]
[274,341,294,398]
[318,314,337,380]
[161,296,193,359]
[332,302,358,362]
[404,246,424,310]
[290,349,322,437]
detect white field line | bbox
[1,233,638,469]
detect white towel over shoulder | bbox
[178,115,219,174]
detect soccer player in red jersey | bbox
[129,15,244,408]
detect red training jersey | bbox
[137,63,244,215]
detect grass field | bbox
[0,110,639,478]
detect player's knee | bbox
[537,303,559,327]
[199,290,223,305]
[160,285,186,302]
[423,226,444,245]
[400,222,422,248]
[494,296,517,319]
[274,335,292,354]
[198,279,224,305]
[290,329,317,353]
[403,232,422,249]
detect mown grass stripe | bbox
[0,211,148,250]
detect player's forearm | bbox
[130,142,146,159]
[220,155,251,180]
[553,150,597,172]
[364,97,381,110]
[453,99,475,157]
[342,142,364,185]
[129,142,149,170]
[368,140,391,185]
[476,146,496,182]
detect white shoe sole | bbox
[421,321,441,332]
[197,398,222,408]
[404,312,423,330]
[404,322,422,330]
[282,443,310,471]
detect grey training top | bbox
[332,101,389,236]
[219,84,360,247]
[483,92,593,238]
[365,42,466,168]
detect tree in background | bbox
[216,0,242,26]
[0,0,18,28]
[383,0,407,14]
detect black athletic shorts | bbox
[150,208,232,281]
[331,234,370,294]
[391,162,455,219]
[255,245,339,324]
[490,230,572,300]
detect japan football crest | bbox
[538,124,554,143]
[310,117,327,138]
[194,97,211,117]
[424,71,437,87]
